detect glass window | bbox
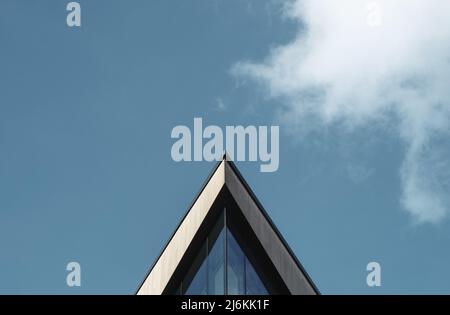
[184,242,207,295]
[226,228,245,295]
[245,257,268,295]
[183,213,225,295]
[207,217,225,295]
[180,211,269,295]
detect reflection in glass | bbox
[245,257,268,295]
[208,217,225,294]
[184,242,207,295]
[181,211,269,295]
[227,229,245,295]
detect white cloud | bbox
[232,0,450,224]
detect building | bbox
[136,156,319,295]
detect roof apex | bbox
[136,160,319,295]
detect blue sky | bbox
[1,0,450,294]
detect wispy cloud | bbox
[214,97,226,111]
[232,0,450,224]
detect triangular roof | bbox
[136,155,319,295]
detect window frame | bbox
[163,187,290,295]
